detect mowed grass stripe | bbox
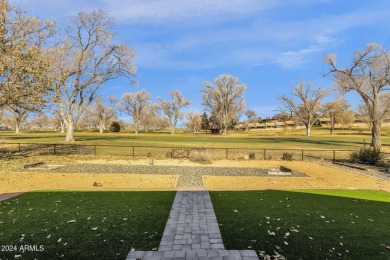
[1,128,390,150]
[0,191,175,260]
[210,190,390,259]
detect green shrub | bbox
[350,147,385,166]
[109,122,120,132]
[165,151,172,158]
[282,152,294,161]
[189,151,212,164]
[249,152,256,160]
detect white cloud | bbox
[276,46,321,69]
[101,0,283,23]
[12,0,285,23]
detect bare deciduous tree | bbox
[52,10,136,141]
[31,112,50,131]
[186,112,202,133]
[157,90,190,135]
[245,109,257,122]
[0,0,55,110]
[202,74,246,135]
[4,106,29,133]
[279,81,327,136]
[325,43,390,147]
[118,89,151,134]
[85,96,116,133]
[339,109,356,130]
[322,98,352,134]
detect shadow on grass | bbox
[0,191,175,260]
[211,190,390,259]
[245,137,365,147]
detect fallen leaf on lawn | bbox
[68,220,76,223]
[340,242,343,246]
[284,241,288,245]
[123,218,128,221]
[57,238,62,242]
[234,209,239,213]
[285,232,290,237]
[385,246,390,250]
[91,227,98,231]
[309,236,313,240]
[152,247,157,251]
[368,219,373,222]
[87,217,91,220]
[47,235,51,238]
[267,230,275,236]
[320,215,325,219]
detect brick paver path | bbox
[126,191,259,260]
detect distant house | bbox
[318,117,332,126]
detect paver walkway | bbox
[0,192,25,202]
[126,191,259,260]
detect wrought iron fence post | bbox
[301,150,304,161]
[226,148,228,159]
[132,146,135,157]
[333,150,336,162]
[94,145,97,156]
[18,143,21,153]
[264,149,266,160]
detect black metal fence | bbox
[0,142,359,162]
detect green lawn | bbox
[1,127,390,150]
[0,191,175,259]
[211,190,390,259]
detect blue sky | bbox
[13,0,390,119]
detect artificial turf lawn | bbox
[210,190,390,260]
[0,191,175,259]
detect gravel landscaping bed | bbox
[320,161,390,180]
[18,164,306,187]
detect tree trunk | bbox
[60,121,65,134]
[135,122,139,134]
[330,125,334,135]
[306,125,311,136]
[370,121,381,148]
[15,121,20,134]
[99,122,104,133]
[65,122,75,141]
[222,127,227,135]
[171,120,176,134]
